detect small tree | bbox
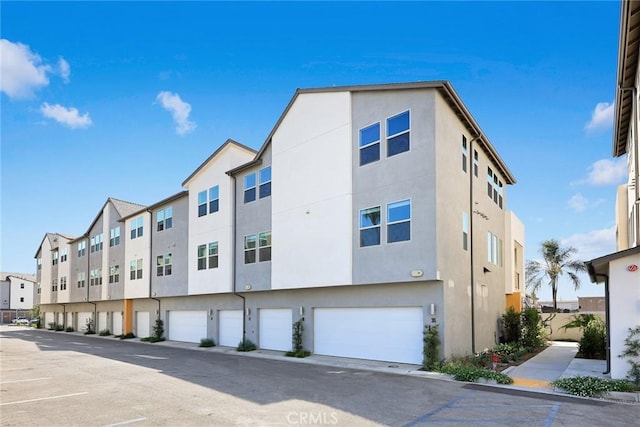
[286,319,310,358]
[579,318,605,359]
[619,326,640,386]
[521,308,545,349]
[151,318,165,342]
[502,307,521,344]
[84,317,95,335]
[422,324,440,371]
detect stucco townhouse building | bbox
[35,81,524,364]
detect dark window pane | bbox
[259,247,272,262]
[387,132,410,157]
[157,267,163,276]
[259,182,271,198]
[137,270,143,279]
[157,222,164,232]
[198,258,206,270]
[138,227,143,237]
[388,222,410,243]
[245,249,256,264]
[360,227,380,247]
[487,182,493,197]
[360,143,380,166]
[198,204,207,217]
[165,217,172,229]
[209,199,219,213]
[244,188,256,203]
[165,265,172,276]
[209,256,219,269]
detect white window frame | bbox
[359,206,381,247]
[386,199,411,244]
[386,110,410,157]
[359,122,381,166]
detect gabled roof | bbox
[68,198,146,243]
[586,245,640,283]
[227,81,516,184]
[119,191,189,222]
[182,138,257,186]
[33,232,75,258]
[5,274,36,283]
[614,0,640,157]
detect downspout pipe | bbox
[229,174,247,343]
[85,233,97,330]
[468,135,482,354]
[597,272,611,375]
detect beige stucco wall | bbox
[545,312,605,341]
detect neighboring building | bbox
[578,296,606,312]
[0,272,36,323]
[586,1,640,380]
[35,81,524,363]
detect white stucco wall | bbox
[272,91,353,289]
[609,252,640,380]
[9,276,35,309]
[186,143,255,295]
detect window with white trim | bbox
[244,234,257,263]
[90,234,103,253]
[359,206,381,247]
[387,110,410,157]
[20,283,24,289]
[487,231,503,266]
[130,217,143,239]
[359,122,380,166]
[130,259,143,280]
[60,276,67,290]
[60,247,68,262]
[156,253,172,276]
[157,206,173,231]
[37,257,42,269]
[110,227,121,246]
[473,150,479,177]
[462,136,468,172]
[244,173,256,203]
[109,264,120,284]
[52,250,58,265]
[51,278,57,292]
[462,212,469,251]
[77,241,86,257]
[90,268,102,286]
[387,199,411,243]
[259,231,272,262]
[259,167,271,198]
[77,271,86,288]
[487,167,503,208]
[198,187,219,217]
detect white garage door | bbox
[44,312,54,327]
[259,309,292,351]
[112,312,123,335]
[314,307,423,364]
[77,312,93,333]
[98,312,108,332]
[66,312,73,328]
[136,311,150,338]
[168,311,208,343]
[218,310,243,347]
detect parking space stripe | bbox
[0,377,51,384]
[0,392,88,406]
[543,403,561,427]
[102,417,147,427]
[403,391,476,427]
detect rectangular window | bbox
[77,241,86,257]
[387,199,411,243]
[77,272,85,288]
[157,253,172,276]
[130,259,143,280]
[259,167,272,198]
[259,231,272,262]
[157,206,173,231]
[473,150,479,177]
[462,136,468,172]
[110,227,121,246]
[387,111,410,157]
[197,244,207,270]
[60,248,68,262]
[462,212,469,251]
[20,283,24,289]
[487,167,504,208]
[20,297,24,303]
[109,264,120,284]
[198,190,208,217]
[487,232,503,266]
[244,234,257,263]
[60,277,67,290]
[91,234,104,252]
[37,257,42,269]
[52,278,57,292]
[360,206,381,247]
[90,268,102,286]
[359,122,380,166]
[209,186,219,213]
[208,242,219,269]
[131,217,143,239]
[52,251,58,265]
[244,173,256,203]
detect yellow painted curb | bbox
[511,377,552,389]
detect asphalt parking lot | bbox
[1,326,638,426]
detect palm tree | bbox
[526,239,587,311]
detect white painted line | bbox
[102,417,148,427]
[71,342,89,346]
[0,377,51,384]
[134,355,167,360]
[1,392,88,406]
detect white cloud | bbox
[156,91,196,135]
[585,101,614,132]
[58,57,70,83]
[0,39,51,99]
[568,193,588,212]
[561,225,616,262]
[586,157,626,185]
[40,102,92,129]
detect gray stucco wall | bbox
[235,146,273,292]
[151,194,189,297]
[106,203,125,300]
[351,90,438,285]
[70,237,88,303]
[88,216,104,301]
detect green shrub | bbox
[502,307,522,344]
[521,307,545,349]
[65,327,74,332]
[55,324,65,331]
[285,350,311,358]
[579,318,606,359]
[292,319,304,353]
[619,326,640,386]
[99,329,111,336]
[152,318,165,341]
[237,338,256,352]
[84,318,95,335]
[561,313,599,331]
[120,332,136,340]
[48,322,57,330]
[552,376,637,397]
[199,338,216,347]
[439,363,513,384]
[423,324,441,371]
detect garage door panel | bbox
[219,310,243,347]
[314,307,423,364]
[112,312,123,335]
[136,311,150,338]
[259,309,292,351]
[77,312,92,333]
[168,311,207,343]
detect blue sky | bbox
[1,1,625,302]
